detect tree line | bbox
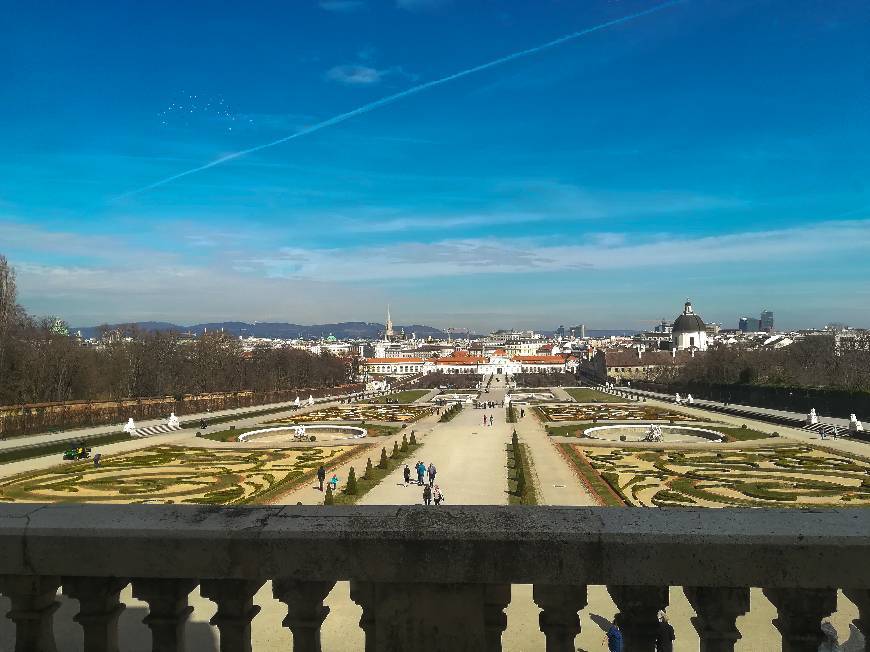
[658,336,870,392]
[0,255,352,406]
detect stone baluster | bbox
[200,579,264,652]
[532,584,587,652]
[608,584,669,652]
[484,583,511,652]
[131,578,198,652]
[63,577,128,652]
[273,579,335,652]
[763,588,837,652]
[684,586,750,652]
[842,589,869,639]
[349,581,376,652]
[0,575,61,652]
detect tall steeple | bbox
[385,305,394,340]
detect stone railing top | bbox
[1,505,868,588]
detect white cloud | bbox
[326,65,385,85]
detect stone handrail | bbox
[0,504,868,651]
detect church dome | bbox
[672,301,706,333]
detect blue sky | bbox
[1,0,869,331]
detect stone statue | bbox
[294,397,301,408]
[293,425,306,440]
[675,393,682,404]
[167,413,180,429]
[807,408,818,426]
[850,414,864,432]
[123,418,136,434]
[643,424,663,442]
[308,395,315,406]
[687,394,694,404]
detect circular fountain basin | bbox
[583,424,724,443]
[238,424,367,443]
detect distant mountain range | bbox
[73,321,450,340]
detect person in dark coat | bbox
[655,611,675,652]
[423,484,432,505]
[403,464,411,486]
[317,465,326,491]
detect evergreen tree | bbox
[400,433,408,452]
[409,431,417,446]
[364,457,373,479]
[346,467,358,495]
[324,485,334,505]
[392,441,399,457]
[379,447,388,469]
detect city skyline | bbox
[2,0,870,330]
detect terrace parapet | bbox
[0,504,868,651]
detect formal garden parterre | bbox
[537,403,698,422]
[266,403,433,424]
[563,444,870,508]
[0,444,360,505]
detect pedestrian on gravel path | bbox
[317,465,326,491]
[416,461,425,485]
[433,485,444,505]
[427,462,436,486]
[483,414,487,426]
[489,414,494,427]
[403,464,411,486]
[423,484,432,505]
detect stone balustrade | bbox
[1,504,868,651]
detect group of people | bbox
[316,465,339,492]
[482,414,495,427]
[404,461,444,505]
[475,400,501,409]
[604,610,674,652]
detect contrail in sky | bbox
[117,0,685,199]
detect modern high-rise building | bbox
[760,310,774,333]
[739,317,761,333]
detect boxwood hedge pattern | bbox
[572,445,870,508]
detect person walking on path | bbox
[427,462,436,486]
[317,465,326,491]
[328,474,339,491]
[655,611,675,652]
[483,414,487,427]
[606,622,623,652]
[403,464,411,486]
[489,414,494,427]
[433,485,444,505]
[520,408,525,418]
[93,453,102,468]
[416,461,425,485]
[423,484,432,505]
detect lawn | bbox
[370,389,429,404]
[0,432,133,465]
[564,388,625,403]
[545,423,774,442]
[715,426,776,442]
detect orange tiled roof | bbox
[512,355,568,363]
[435,356,485,365]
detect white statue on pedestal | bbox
[293,425,306,440]
[850,414,864,432]
[294,397,301,408]
[643,424,664,442]
[167,412,180,428]
[675,393,682,404]
[308,394,314,406]
[687,394,694,404]
[807,408,818,426]
[123,418,136,434]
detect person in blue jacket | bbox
[606,622,623,652]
